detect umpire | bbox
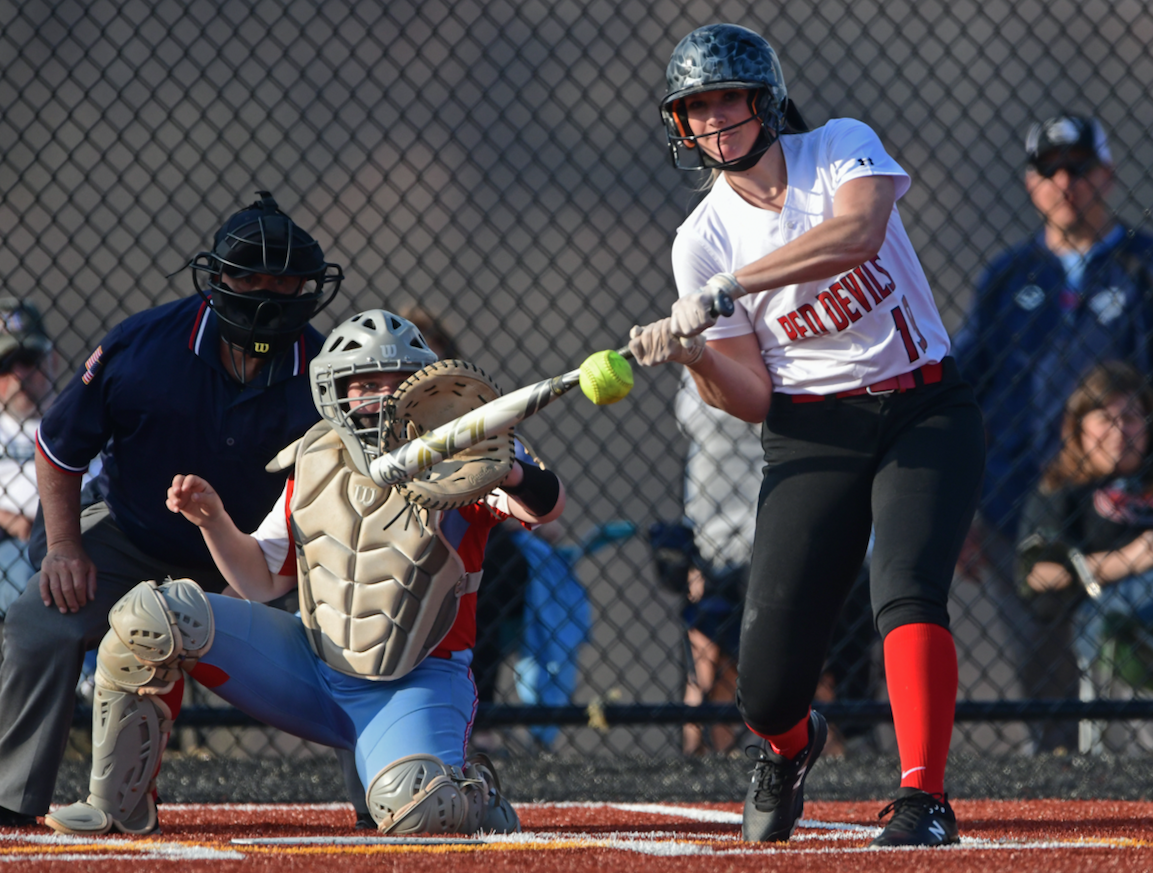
[0,192,342,826]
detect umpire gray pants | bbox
[0,503,227,816]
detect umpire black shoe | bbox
[869,787,959,847]
[741,710,827,842]
[0,806,37,827]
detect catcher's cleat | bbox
[741,710,827,842]
[869,787,959,847]
[465,752,520,834]
[45,795,158,836]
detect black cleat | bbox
[869,787,959,847]
[741,710,827,842]
[354,812,376,830]
[0,806,37,828]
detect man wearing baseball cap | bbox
[0,299,54,623]
[954,114,1153,752]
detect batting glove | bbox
[628,319,705,367]
[669,273,744,338]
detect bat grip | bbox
[709,290,735,319]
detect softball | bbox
[579,350,634,405]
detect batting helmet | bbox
[186,192,343,359]
[661,24,801,172]
[310,310,439,477]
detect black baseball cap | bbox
[1025,115,1112,170]
[0,298,51,369]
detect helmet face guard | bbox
[309,310,439,477]
[187,191,343,358]
[660,24,790,172]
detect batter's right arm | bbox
[683,333,775,424]
[36,451,98,613]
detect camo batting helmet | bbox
[660,24,796,172]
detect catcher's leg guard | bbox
[464,753,520,834]
[366,754,486,835]
[45,685,173,836]
[45,579,213,837]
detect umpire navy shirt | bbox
[36,295,322,568]
[953,225,1153,538]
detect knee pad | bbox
[96,578,214,696]
[366,754,485,835]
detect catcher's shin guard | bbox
[45,578,213,836]
[465,753,520,833]
[366,755,486,835]
[45,687,173,835]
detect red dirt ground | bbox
[2,800,1151,872]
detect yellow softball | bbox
[578,350,634,406]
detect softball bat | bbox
[367,346,635,487]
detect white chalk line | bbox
[6,802,1147,859]
[0,830,244,861]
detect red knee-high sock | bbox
[747,708,811,759]
[884,623,956,795]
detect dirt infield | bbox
[3,800,1152,872]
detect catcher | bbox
[45,309,565,837]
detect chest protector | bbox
[289,422,477,680]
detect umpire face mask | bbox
[209,269,323,360]
[185,192,343,363]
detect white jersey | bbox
[671,118,950,395]
[0,411,40,518]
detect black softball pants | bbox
[737,361,985,736]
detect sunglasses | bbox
[1031,157,1100,179]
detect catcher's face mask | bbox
[310,310,439,477]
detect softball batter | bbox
[629,23,985,847]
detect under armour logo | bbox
[352,484,378,505]
[857,157,875,167]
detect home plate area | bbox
[2,800,1151,872]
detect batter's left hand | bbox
[670,273,744,338]
[629,320,705,367]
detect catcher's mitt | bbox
[385,359,515,510]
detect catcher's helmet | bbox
[310,310,439,477]
[187,192,343,359]
[661,24,797,172]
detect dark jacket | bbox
[954,226,1153,536]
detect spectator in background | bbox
[0,299,54,625]
[0,192,339,828]
[512,519,627,749]
[664,377,760,755]
[1016,362,1153,751]
[954,115,1153,750]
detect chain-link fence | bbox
[2,0,1153,766]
